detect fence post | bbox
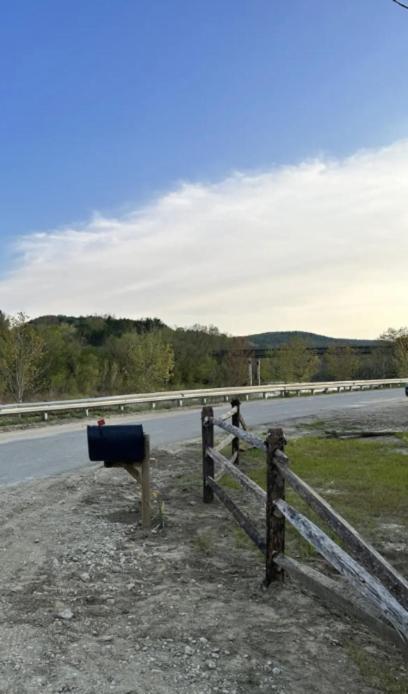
[202,406,214,503]
[265,428,287,585]
[248,359,253,386]
[141,435,151,529]
[231,398,241,466]
[256,359,261,386]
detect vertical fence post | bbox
[248,359,253,386]
[256,359,261,386]
[231,398,241,466]
[202,406,214,503]
[141,435,151,529]
[265,428,287,585]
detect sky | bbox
[1,0,408,337]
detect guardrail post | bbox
[265,428,287,585]
[202,406,214,503]
[231,399,241,466]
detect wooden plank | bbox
[275,556,407,652]
[214,434,234,453]
[239,413,248,431]
[274,498,408,640]
[207,447,266,504]
[207,477,266,553]
[219,406,238,421]
[265,429,286,585]
[140,436,151,529]
[229,451,238,465]
[211,417,266,451]
[202,406,214,503]
[231,399,241,466]
[214,451,238,479]
[274,449,408,609]
[325,430,399,439]
[123,464,141,483]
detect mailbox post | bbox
[123,436,151,529]
[87,423,151,529]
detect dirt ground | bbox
[0,403,407,694]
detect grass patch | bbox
[345,642,408,693]
[173,471,201,489]
[233,527,264,556]
[299,419,328,431]
[192,529,216,555]
[236,436,408,567]
[217,473,241,490]
[286,437,408,531]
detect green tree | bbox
[380,327,408,376]
[105,331,174,393]
[0,313,45,402]
[323,346,360,381]
[166,325,225,387]
[219,337,252,386]
[265,338,319,383]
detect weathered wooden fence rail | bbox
[201,402,408,647]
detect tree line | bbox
[0,311,406,403]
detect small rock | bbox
[80,572,90,582]
[185,645,194,656]
[56,608,74,620]
[272,667,281,675]
[98,635,113,642]
[206,660,217,670]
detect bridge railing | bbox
[0,378,406,420]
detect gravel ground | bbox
[0,402,407,693]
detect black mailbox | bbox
[87,424,145,466]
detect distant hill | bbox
[245,331,381,349]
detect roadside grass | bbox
[192,529,216,555]
[345,641,408,694]
[298,419,328,432]
[219,436,408,568]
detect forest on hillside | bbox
[0,312,407,403]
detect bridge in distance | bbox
[214,344,388,358]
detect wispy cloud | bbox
[1,141,408,337]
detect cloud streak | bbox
[1,141,408,337]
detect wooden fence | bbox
[201,402,408,648]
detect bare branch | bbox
[393,0,408,10]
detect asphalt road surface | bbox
[0,388,404,486]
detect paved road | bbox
[0,388,404,486]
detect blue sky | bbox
[1,1,408,336]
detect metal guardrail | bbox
[0,378,406,421]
